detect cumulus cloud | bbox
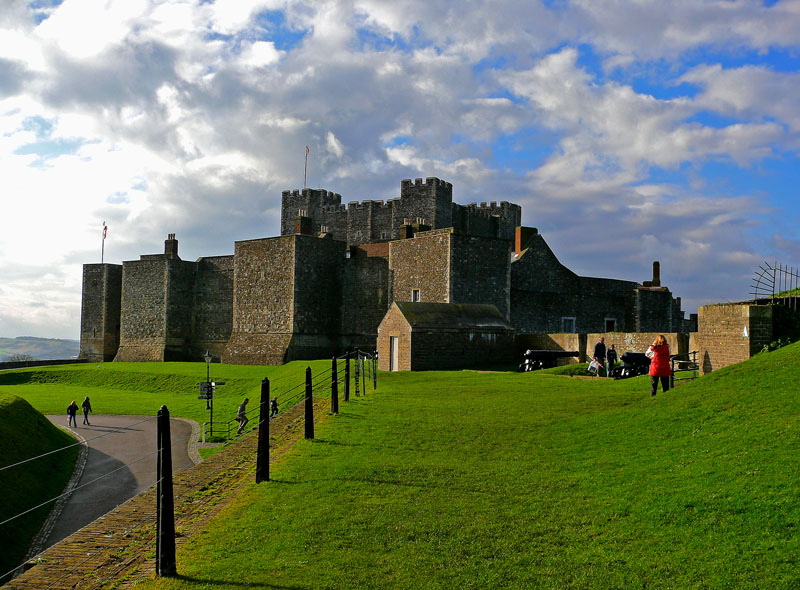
[1,0,798,338]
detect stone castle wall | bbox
[191,256,234,360]
[340,253,390,350]
[115,258,171,361]
[389,229,452,304]
[79,263,122,362]
[223,236,296,365]
[450,232,512,318]
[690,303,773,375]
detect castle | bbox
[79,177,695,365]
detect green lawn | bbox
[3,348,799,588]
[0,360,334,431]
[0,394,79,582]
[127,347,797,589]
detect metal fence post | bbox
[156,405,176,577]
[305,367,314,439]
[256,378,270,483]
[355,352,360,397]
[344,352,350,402]
[361,354,366,394]
[373,350,377,390]
[331,357,339,414]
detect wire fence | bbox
[1,350,379,587]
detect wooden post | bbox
[344,352,350,402]
[304,367,314,439]
[256,378,270,483]
[156,405,176,577]
[331,357,339,414]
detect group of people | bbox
[235,397,280,434]
[66,396,92,428]
[592,335,672,396]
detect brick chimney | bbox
[514,226,538,254]
[164,233,178,258]
[652,261,661,287]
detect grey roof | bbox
[394,302,514,331]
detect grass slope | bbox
[119,345,800,589]
[0,393,79,580]
[0,361,332,432]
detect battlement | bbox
[400,177,453,191]
[281,188,342,203]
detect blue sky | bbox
[2,0,800,339]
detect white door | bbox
[390,336,399,371]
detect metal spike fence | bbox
[751,261,800,311]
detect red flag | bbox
[305,145,309,155]
[103,225,107,239]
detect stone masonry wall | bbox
[79,263,122,362]
[115,258,169,361]
[163,259,197,360]
[587,332,688,359]
[690,303,773,375]
[450,233,511,318]
[291,236,346,357]
[223,236,295,364]
[191,256,234,361]
[340,254,390,351]
[389,229,451,304]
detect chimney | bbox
[400,218,415,239]
[514,226,538,254]
[295,209,313,235]
[652,261,661,287]
[164,233,178,258]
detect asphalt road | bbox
[44,415,195,547]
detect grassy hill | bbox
[1,349,799,587]
[0,394,79,581]
[0,337,79,361]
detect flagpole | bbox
[304,146,309,190]
[101,221,107,263]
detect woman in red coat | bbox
[647,334,672,396]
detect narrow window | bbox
[561,317,576,333]
[412,289,421,302]
[604,318,617,332]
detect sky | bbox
[2,0,800,340]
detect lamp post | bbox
[204,350,213,436]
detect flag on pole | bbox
[304,146,309,189]
[103,224,108,239]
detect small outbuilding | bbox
[377,302,515,371]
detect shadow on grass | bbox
[309,438,362,447]
[169,575,304,589]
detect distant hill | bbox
[0,337,80,361]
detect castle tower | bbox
[79,263,123,362]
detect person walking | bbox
[647,334,672,396]
[67,400,79,428]
[593,336,606,376]
[606,344,618,378]
[270,397,279,418]
[236,398,250,434]
[81,396,92,425]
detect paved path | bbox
[43,415,196,548]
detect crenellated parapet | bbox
[280,176,518,245]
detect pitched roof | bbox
[394,302,514,331]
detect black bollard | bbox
[256,378,270,483]
[156,405,176,577]
[304,367,314,439]
[331,357,339,414]
[344,352,350,402]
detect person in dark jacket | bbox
[647,334,672,396]
[67,400,79,428]
[236,398,250,434]
[81,396,92,425]
[593,337,606,374]
[606,344,618,378]
[270,397,279,418]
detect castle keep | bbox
[79,177,694,366]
